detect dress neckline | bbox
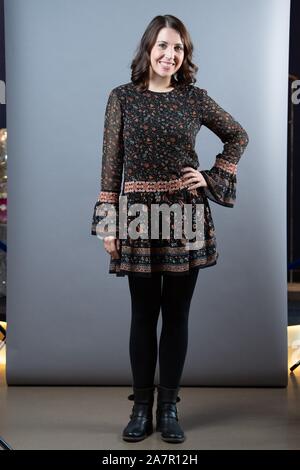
[131,82,181,96]
[146,87,176,94]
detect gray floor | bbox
[1,364,300,450]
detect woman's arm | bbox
[197,88,249,207]
[91,88,124,238]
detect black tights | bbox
[128,269,199,389]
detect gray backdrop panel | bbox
[5,0,289,385]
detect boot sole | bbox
[160,435,186,443]
[122,431,153,442]
[122,427,153,442]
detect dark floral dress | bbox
[91,81,249,277]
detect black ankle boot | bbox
[122,386,155,442]
[156,385,185,443]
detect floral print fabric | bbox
[91,82,249,277]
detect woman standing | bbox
[91,14,249,443]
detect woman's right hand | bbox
[103,236,120,259]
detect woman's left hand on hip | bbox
[181,167,208,189]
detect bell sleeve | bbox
[198,88,249,207]
[91,88,124,238]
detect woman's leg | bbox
[128,273,162,388]
[159,269,199,388]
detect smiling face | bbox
[149,27,184,81]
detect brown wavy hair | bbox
[130,15,198,92]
